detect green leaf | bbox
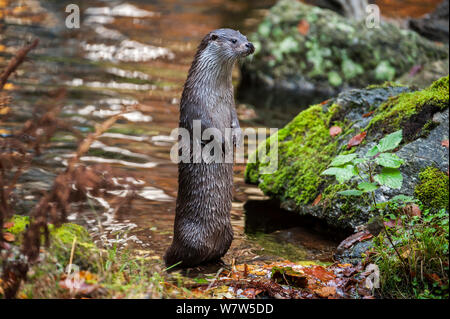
[390,195,415,204]
[329,154,358,167]
[357,182,378,192]
[321,164,357,183]
[366,145,380,157]
[374,152,404,168]
[338,189,363,196]
[377,130,403,152]
[352,157,368,165]
[374,167,403,189]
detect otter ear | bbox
[210,34,218,41]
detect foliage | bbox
[323,129,449,298]
[322,129,404,194]
[372,208,449,298]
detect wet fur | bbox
[165,29,253,267]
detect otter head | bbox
[198,28,255,63]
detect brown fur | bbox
[165,29,254,267]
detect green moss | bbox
[367,76,449,135]
[48,223,99,270]
[366,81,404,90]
[414,167,449,210]
[245,103,344,205]
[4,215,98,270]
[6,215,30,237]
[322,183,350,201]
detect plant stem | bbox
[382,223,410,276]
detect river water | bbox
[0,0,440,267]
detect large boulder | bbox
[239,0,448,96]
[245,76,449,231]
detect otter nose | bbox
[245,42,255,54]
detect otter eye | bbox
[231,38,237,44]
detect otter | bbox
[164,29,255,267]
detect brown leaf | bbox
[384,218,402,228]
[243,264,249,278]
[3,232,15,242]
[347,132,367,149]
[302,266,336,283]
[337,231,372,250]
[315,286,336,298]
[358,233,373,242]
[312,193,322,206]
[3,222,14,229]
[271,267,308,288]
[241,288,263,299]
[329,126,342,137]
[297,19,310,35]
[362,111,374,118]
[442,140,449,148]
[402,204,421,217]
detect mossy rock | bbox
[367,76,449,140]
[4,215,99,270]
[240,0,448,96]
[245,77,449,230]
[415,167,449,210]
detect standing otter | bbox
[165,29,255,267]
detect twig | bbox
[68,236,77,275]
[0,39,39,90]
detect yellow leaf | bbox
[0,107,11,115]
[3,83,15,91]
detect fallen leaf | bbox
[0,106,10,115]
[271,266,308,288]
[302,265,335,283]
[362,111,374,118]
[3,83,14,91]
[312,193,322,206]
[2,232,15,242]
[402,204,421,217]
[442,140,449,148]
[337,231,372,250]
[3,222,14,229]
[347,132,367,149]
[384,218,402,228]
[358,233,373,242]
[243,264,249,277]
[315,286,336,298]
[297,19,310,35]
[401,248,411,259]
[427,273,443,285]
[240,288,263,299]
[329,126,342,137]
